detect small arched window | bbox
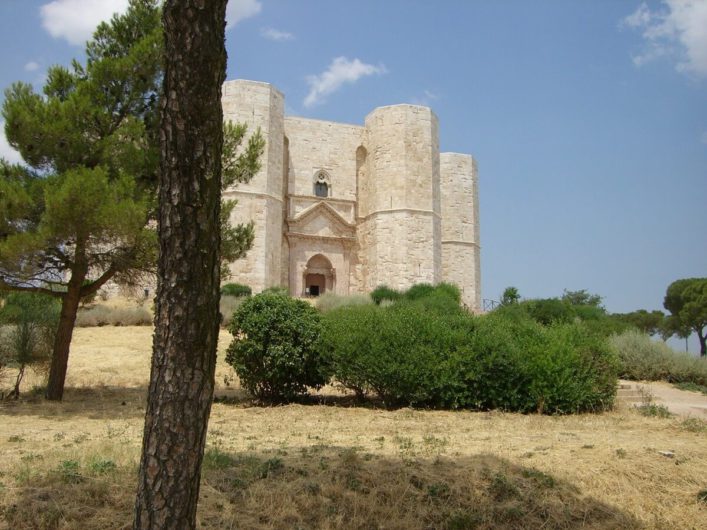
[315,181,328,197]
[313,170,331,198]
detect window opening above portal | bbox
[313,170,331,198]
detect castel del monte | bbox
[222,79,481,310]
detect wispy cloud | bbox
[0,121,23,165]
[622,0,707,78]
[304,57,387,108]
[261,27,294,41]
[40,0,129,45]
[623,3,653,28]
[409,89,440,107]
[226,0,262,30]
[24,61,40,72]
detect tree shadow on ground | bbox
[0,385,371,421]
[3,445,645,529]
[0,386,151,420]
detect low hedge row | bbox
[225,287,618,413]
[322,303,617,412]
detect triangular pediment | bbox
[287,201,355,239]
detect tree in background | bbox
[561,289,603,307]
[0,0,262,401]
[133,0,228,526]
[0,292,60,399]
[611,309,665,336]
[0,0,161,400]
[663,278,707,356]
[500,286,520,306]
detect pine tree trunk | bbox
[45,272,85,401]
[698,330,706,357]
[133,1,227,528]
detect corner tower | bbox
[221,80,285,292]
[440,153,480,310]
[359,105,442,291]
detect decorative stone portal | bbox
[303,254,334,297]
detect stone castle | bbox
[222,80,481,310]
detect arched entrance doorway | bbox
[304,254,334,297]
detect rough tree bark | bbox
[133,1,227,528]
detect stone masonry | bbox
[222,80,481,310]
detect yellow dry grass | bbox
[1,326,706,529]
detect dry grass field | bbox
[1,326,706,529]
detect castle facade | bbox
[222,80,481,310]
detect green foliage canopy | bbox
[0,0,264,400]
[500,286,520,306]
[610,309,665,336]
[663,278,707,356]
[0,0,162,297]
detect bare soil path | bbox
[619,379,707,419]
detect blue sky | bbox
[1,1,706,351]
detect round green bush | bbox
[225,292,328,401]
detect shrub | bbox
[0,292,60,399]
[431,282,462,304]
[322,303,474,406]
[220,283,251,298]
[322,306,617,413]
[225,292,329,401]
[524,298,575,326]
[403,283,437,301]
[315,292,372,313]
[261,286,289,296]
[370,285,401,305]
[370,282,462,310]
[609,329,707,385]
[494,296,630,338]
[525,321,618,412]
[408,283,464,314]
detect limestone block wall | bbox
[440,153,480,310]
[359,105,442,291]
[284,117,364,201]
[222,80,285,292]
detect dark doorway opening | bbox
[305,273,325,297]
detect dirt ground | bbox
[620,379,707,419]
[1,326,706,529]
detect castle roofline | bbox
[365,103,438,122]
[441,152,477,162]
[223,78,284,98]
[285,115,364,130]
